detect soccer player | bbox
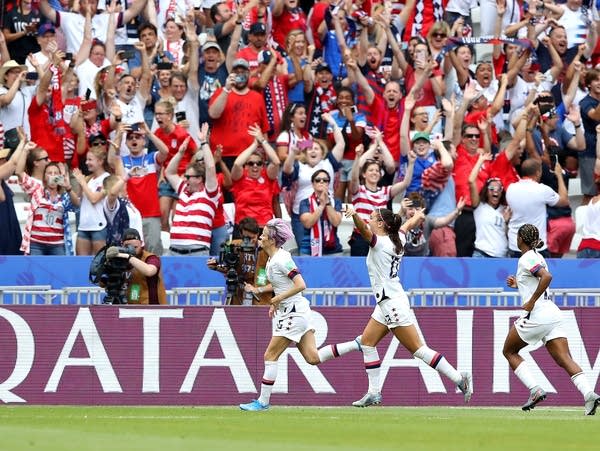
[239,219,320,411]
[503,224,600,415]
[335,205,472,407]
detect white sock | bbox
[318,339,361,362]
[413,345,462,385]
[362,345,381,394]
[571,372,593,400]
[514,362,537,390]
[257,361,278,405]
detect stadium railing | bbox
[2,286,599,307]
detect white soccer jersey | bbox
[266,248,309,310]
[366,233,408,303]
[516,250,560,320]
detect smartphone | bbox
[120,50,136,61]
[85,88,92,101]
[64,52,73,60]
[175,111,187,122]
[25,72,39,80]
[53,175,65,185]
[156,62,173,70]
[298,139,313,150]
[350,105,358,115]
[130,123,141,132]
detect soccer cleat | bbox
[458,372,473,403]
[352,392,382,407]
[239,399,269,411]
[521,386,547,411]
[584,393,600,416]
[354,336,363,353]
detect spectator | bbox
[580,68,600,205]
[39,0,147,54]
[576,124,600,258]
[210,2,236,53]
[230,125,281,229]
[234,22,270,72]
[469,152,511,258]
[109,122,169,255]
[271,0,307,50]
[506,159,569,258]
[348,143,415,256]
[72,142,110,255]
[276,102,310,163]
[402,192,466,257]
[285,29,311,104]
[15,142,79,255]
[162,17,185,65]
[130,23,174,80]
[282,112,344,248]
[208,57,268,167]
[304,61,337,139]
[117,227,167,304]
[164,125,219,256]
[0,140,24,255]
[25,23,56,73]
[198,41,228,127]
[298,169,343,256]
[102,174,143,247]
[0,60,33,136]
[2,0,42,64]
[154,98,198,232]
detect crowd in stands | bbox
[1,0,600,259]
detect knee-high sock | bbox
[571,372,593,399]
[514,361,537,390]
[318,337,361,362]
[257,361,278,405]
[413,345,462,385]
[362,345,381,394]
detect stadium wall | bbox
[1,256,600,290]
[1,306,598,406]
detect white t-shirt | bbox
[56,11,123,54]
[76,58,111,100]
[367,233,408,303]
[506,179,560,252]
[0,85,35,136]
[79,172,110,231]
[266,248,309,310]
[473,202,509,257]
[580,200,600,241]
[293,160,335,214]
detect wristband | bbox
[200,141,208,147]
[235,21,242,25]
[574,123,581,129]
[115,117,122,122]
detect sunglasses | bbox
[464,133,480,139]
[432,32,447,38]
[313,177,330,183]
[246,161,263,167]
[36,156,50,162]
[127,134,143,140]
[183,174,201,179]
[91,140,107,146]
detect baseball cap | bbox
[88,132,107,145]
[202,41,221,52]
[315,62,332,73]
[411,132,430,143]
[38,23,56,37]
[249,22,267,35]
[232,58,249,70]
[122,228,141,242]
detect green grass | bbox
[0,406,597,451]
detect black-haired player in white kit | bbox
[331,205,472,407]
[504,224,600,415]
[240,218,321,411]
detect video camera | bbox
[89,245,136,304]
[218,237,256,305]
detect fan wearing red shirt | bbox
[271,0,307,50]
[208,58,269,166]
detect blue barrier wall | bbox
[0,256,599,290]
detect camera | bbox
[218,237,256,305]
[175,111,187,122]
[89,245,136,304]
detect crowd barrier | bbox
[1,306,598,406]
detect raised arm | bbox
[468,152,491,208]
[321,112,345,162]
[390,151,416,198]
[165,137,191,189]
[248,124,280,180]
[344,204,373,242]
[40,0,58,24]
[198,123,218,193]
[231,136,260,181]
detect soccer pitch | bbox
[0,406,597,451]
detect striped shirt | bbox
[169,181,221,249]
[352,184,392,224]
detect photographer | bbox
[207,217,271,306]
[93,228,167,304]
[118,228,167,304]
